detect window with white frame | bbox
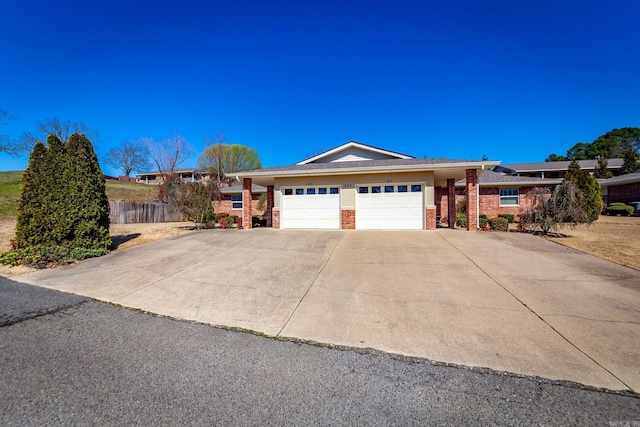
[231,195,243,210]
[499,188,519,206]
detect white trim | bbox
[296,142,413,165]
[238,162,499,179]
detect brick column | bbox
[272,209,280,229]
[242,178,252,229]
[465,169,478,231]
[447,178,456,228]
[266,185,274,227]
[341,209,355,229]
[426,206,437,230]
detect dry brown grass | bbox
[546,215,640,271]
[0,218,196,253]
[1,216,638,271]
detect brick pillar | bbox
[243,178,252,229]
[266,185,274,227]
[426,206,437,230]
[447,178,456,228]
[466,169,478,231]
[272,209,280,229]
[341,209,355,229]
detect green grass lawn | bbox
[0,171,22,217]
[0,171,159,217]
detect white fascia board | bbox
[238,161,501,179]
[296,142,413,165]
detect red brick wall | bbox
[212,194,264,216]
[452,185,555,221]
[341,209,355,229]
[608,183,640,204]
[272,209,280,229]
[466,169,478,231]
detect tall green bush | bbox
[8,132,111,266]
[564,159,603,222]
[15,142,48,247]
[64,133,111,250]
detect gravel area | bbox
[1,279,638,426]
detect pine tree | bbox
[564,159,603,222]
[593,156,613,179]
[15,141,48,247]
[42,134,69,244]
[64,133,111,251]
[620,147,640,175]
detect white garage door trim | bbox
[281,186,340,229]
[356,183,424,230]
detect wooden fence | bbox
[109,201,187,224]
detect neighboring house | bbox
[494,158,624,178]
[136,168,211,185]
[213,184,266,217]
[450,170,561,222]
[599,171,640,205]
[235,141,499,230]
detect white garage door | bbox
[281,187,340,229]
[356,184,423,230]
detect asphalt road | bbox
[1,277,638,426]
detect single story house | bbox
[136,168,210,185]
[212,183,266,219]
[450,170,561,221]
[493,158,625,179]
[235,141,499,231]
[599,171,640,205]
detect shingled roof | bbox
[456,170,561,187]
[495,158,624,173]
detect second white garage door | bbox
[281,187,340,229]
[356,184,423,230]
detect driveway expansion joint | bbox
[277,231,346,337]
[437,232,633,392]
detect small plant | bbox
[215,212,229,222]
[488,217,509,231]
[455,213,467,228]
[252,215,267,227]
[479,215,488,229]
[605,203,634,216]
[498,213,515,223]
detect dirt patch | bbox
[109,222,197,251]
[546,215,640,271]
[0,217,16,252]
[0,218,197,253]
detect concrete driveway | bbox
[10,228,640,392]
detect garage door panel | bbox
[281,189,340,229]
[356,184,423,230]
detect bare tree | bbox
[160,175,219,230]
[519,181,592,235]
[104,140,151,177]
[16,116,99,148]
[144,133,194,177]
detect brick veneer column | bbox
[447,178,456,228]
[426,206,437,230]
[466,169,478,231]
[242,178,252,229]
[266,185,274,227]
[341,209,355,229]
[272,209,280,229]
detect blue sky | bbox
[1,0,639,175]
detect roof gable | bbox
[296,141,413,165]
